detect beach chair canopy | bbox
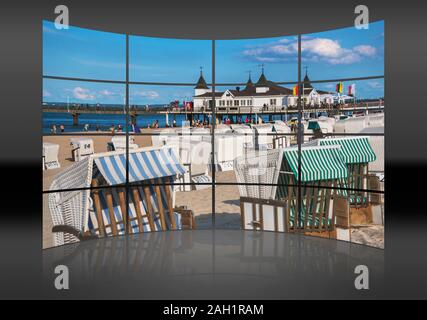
[231,124,253,133]
[251,123,273,133]
[214,124,233,134]
[273,121,291,133]
[281,145,348,183]
[307,120,321,130]
[333,116,367,133]
[94,147,186,185]
[317,137,376,164]
[235,146,349,232]
[234,145,348,199]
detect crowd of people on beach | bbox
[48,115,268,134]
[50,123,144,134]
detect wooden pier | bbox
[42,103,384,126]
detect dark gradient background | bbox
[0,0,426,299]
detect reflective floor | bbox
[42,229,384,299]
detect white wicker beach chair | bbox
[234,149,285,231]
[43,142,60,170]
[333,116,367,134]
[212,135,245,172]
[168,139,212,191]
[107,135,139,151]
[272,121,291,148]
[70,138,94,162]
[48,157,93,246]
[48,147,195,247]
[358,127,384,173]
[251,124,274,150]
[231,124,254,149]
[235,146,350,235]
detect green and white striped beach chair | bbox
[318,136,376,207]
[235,146,349,234]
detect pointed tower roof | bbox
[255,72,268,87]
[255,64,270,87]
[303,67,313,89]
[195,67,209,89]
[244,71,255,91]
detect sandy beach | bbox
[42,131,243,248]
[43,131,383,249]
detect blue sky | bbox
[43,20,384,104]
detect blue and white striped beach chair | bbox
[88,181,185,237]
[49,147,195,246]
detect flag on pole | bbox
[348,83,356,96]
[293,85,299,96]
[336,82,343,93]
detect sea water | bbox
[42,112,298,134]
[42,112,188,133]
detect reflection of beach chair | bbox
[43,142,60,170]
[70,138,94,162]
[107,135,139,151]
[48,147,195,246]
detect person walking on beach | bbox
[110,124,115,134]
[51,124,57,134]
[84,124,89,132]
[96,125,100,132]
[173,119,177,127]
[60,124,65,133]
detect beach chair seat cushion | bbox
[87,185,183,236]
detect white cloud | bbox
[133,90,160,99]
[242,37,378,65]
[99,89,118,96]
[368,81,383,89]
[72,87,96,100]
[43,89,51,97]
[72,58,125,69]
[303,38,344,58]
[353,45,377,57]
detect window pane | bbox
[302,21,384,80]
[43,79,126,191]
[129,36,211,83]
[43,79,127,133]
[216,36,298,83]
[43,20,126,80]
